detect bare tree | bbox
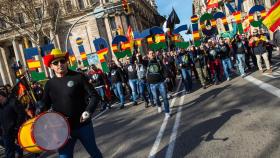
[0,0,61,47]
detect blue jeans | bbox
[150,82,170,113]
[112,82,125,106]
[2,133,23,158]
[222,58,232,79]
[138,79,149,103]
[58,123,103,158]
[236,54,246,75]
[128,79,138,102]
[95,86,105,98]
[181,68,192,92]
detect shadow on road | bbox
[155,109,242,158]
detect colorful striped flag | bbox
[263,0,280,32]
[126,26,134,51]
[206,0,218,9]
[242,16,251,33]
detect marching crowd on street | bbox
[0,28,280,158]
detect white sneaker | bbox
[227,78,230,81]
[158,107,162,113]
[165,113,171,118]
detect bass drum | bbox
[18,112,70,153]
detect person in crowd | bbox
[189,46,199,80]
[191,45,206,89]
[273,26,280,55]
[135,53,152,108]
[88,64,111,111]
[167,51,177,87]
[207,40,222,84]
[219,38,233,80]
[0,90,25,158]
[241,34,258,70]
[177,48,193,93]
[108,61,126,109]
[146,50,171,118]
[162,52,176,92]
[40,49,103,158]
[249,30,272,74]
[232,35,247,77]
[124,57,139,106]
[259,29,275,64]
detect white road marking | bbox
[165,94,184,158]
[148,116,169,158]
[245,76,280,98]
[92,108,108,120]
[148,80,182,158]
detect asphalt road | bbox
[45,56,280,158]
[3,52,280,158]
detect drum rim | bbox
[18,118,38,153]
[31,111,70,151]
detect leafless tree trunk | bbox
[0,0,61,47]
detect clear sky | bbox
[156,0,193,40]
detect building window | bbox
[109,17,116,30]
[78,0,85,10]
[0,19,6,28]
[35,8,43,19]
[65,0,72,12]
[16,13,25,25]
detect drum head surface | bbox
[33,113,69,150]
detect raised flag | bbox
[263,0,280,32]
[126,26,134,51]
[206,0,218,9]
[242,16,250,32]
[166,8,180,32]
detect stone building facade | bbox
[0,0,162,86]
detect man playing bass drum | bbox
[39,49,103,158]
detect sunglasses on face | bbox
[51,59,66,66]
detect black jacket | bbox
[0,97,26,136]
[219,43,231,59]
[273,30,280,47]
[146,58,166,84]
[125,64,138,80]
[109,66,125,84]
[41,70,100,129]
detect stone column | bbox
[12,39,22,65]
[104,16,116,61]
[0,50,7,85]
[264,0,272,10]
[72,0,78,10]
[18,42,27,68]
[0,47,14,85]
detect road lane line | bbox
[165,94,184,158]
[148,80,182,158]
[148,116,169,158]
[245,76,280,98]
[92,108,108,120]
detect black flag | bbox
[166,8,180,31]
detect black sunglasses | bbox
[51,59,67,66]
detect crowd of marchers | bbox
[0,28,280,158]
